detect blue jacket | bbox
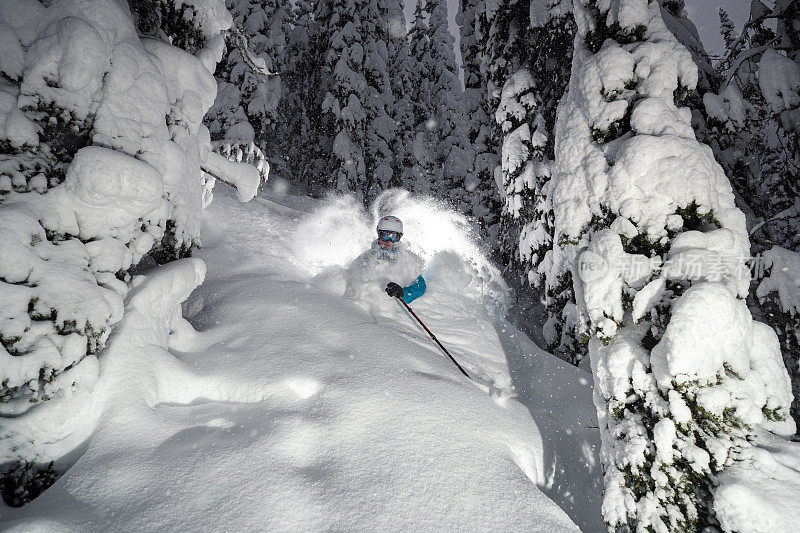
[402,275,427,303]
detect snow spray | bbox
[293,189,510,314]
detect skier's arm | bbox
[402,275,426,303]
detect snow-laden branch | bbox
[724,43,775,87]
[214,141,270,185]
[749,200,800,236]
[229,26,279,77]
[722,1,794,67]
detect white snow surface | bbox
[0,187,605,531]
[714,429,800,533]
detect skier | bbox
[352,216,471,379]
[375,216,427,303]
[350,215,427,304]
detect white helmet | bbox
[376,215,403,234]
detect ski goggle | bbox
[378,230,402,243]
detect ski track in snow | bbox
[1,186,602,531]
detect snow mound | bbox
[714,430,800,533]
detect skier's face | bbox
[377,230,401,250]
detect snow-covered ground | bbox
[1,185,604,531]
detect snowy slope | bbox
[501,321,603,531]
[1,186,601,531]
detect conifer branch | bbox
[201,165,238,189]
[229,26,279,77]
[723,42,776,86]
[722,1,795,70]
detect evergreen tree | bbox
[408,0,438,194]
[361,0,397,200]
[527,3,577,361]
[1,0,234,505]
[495,69,550,288]
[702,0,800,426]
[240,0,290,135]
[658,0,716,92]
[479,0,576,361]
[425,0,473,209]
[387,0,418,190]
[279,0,330,193]
[552,0,794,529]
[719,8,738,51]
[315,0,396,201]
[206,0,290,148]
[776,0,800,61]
[319,0,368,194]
[457,0,502,237]
[654,0,800,435]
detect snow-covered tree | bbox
[385,0,472,205]
[654,0,800,434]
[407,0,438,193]
[315,0,396,201]
[457,0,502,237]
[0,0,258,506]
[316,0,367,193]
[526,3,577,362]
[423,0,474,210]
[551,0,795,529]
[495,68,552,290]
[387,0,418,190]
[756,246,800,425]
[484,0,535,282]
[700,0,800,426]
[704,3,799,251]
[361,0,397,199]
[205,0,289,150]
[479,0,577,360]
[658,1,717,92]
[277,0,330,193]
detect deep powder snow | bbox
[1,186,604,531]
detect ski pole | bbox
[395,296,471,380]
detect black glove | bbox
[385,282,404,298]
